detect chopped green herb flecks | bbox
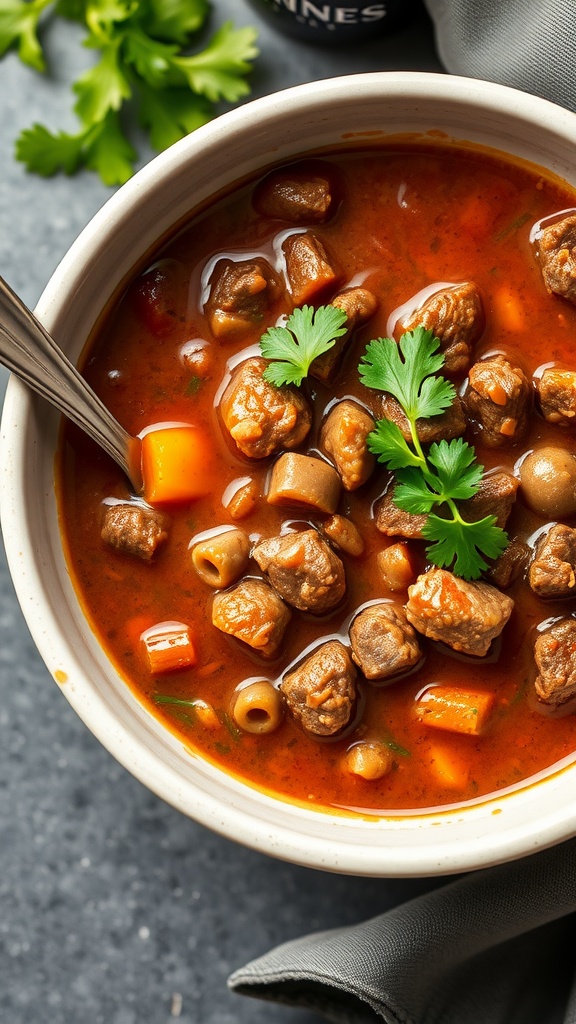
[185,375,203,396]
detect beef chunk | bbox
[536,214,576,305]
[253,170,333,223]
[461,472,519,530]
[534,619,576,707]
[281,640,356,735]
[283,232,340,305]
[101,503,169,561]
[319,399,376,491]
[400,281,484,376]
[211,578,291,658]
[486,539,530,589]
[537,368,576,426]
[349,603,422,680]
[374,471,518,542]
[253,529,346,614]
[374,485,427,539]
[206,258,280,338]
[310,287,378,382]
[463,355,530,447]
[220,357,311,459]
[133,259,186,336]
[322,515,365,557]
[381,393,466,444]
[406,568,514,657]
[529,523,576,598]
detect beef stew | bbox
[57,142,576,813]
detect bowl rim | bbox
[4,70,576,876]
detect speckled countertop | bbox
[0,5,446,1021]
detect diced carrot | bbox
[428,745,470,789]
[415,685,494,736]
[141,424,212,504]
[141,620,197,674]
[499,416,518,437]
[485,381,508,406]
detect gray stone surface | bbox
[0,3,445,1022]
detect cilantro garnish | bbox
[1,0,259,184]
[260,304,348,387]
[359,327,509,580]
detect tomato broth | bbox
[58,142,576,813]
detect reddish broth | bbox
[58,142,576,813]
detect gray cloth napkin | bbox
[229,4,576,1021]
[229,839,576,1022]
[423,0,576,113]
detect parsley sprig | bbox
[260,304,348,387]
[359,327,509,579]
[1,0,259,184]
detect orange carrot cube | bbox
[141,425,212,504]
[415,685,494,736]
[141,620,197,674]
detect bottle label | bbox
[271,1,388,27]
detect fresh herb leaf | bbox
[0,0,51,71]
[359,327,509,579]
[426,438,483,501]
[366,418,421,471]
[141,0,209,45]
[171,22,259,104]
[393,467,439,515]
[5,0,259,184]
[422,512,507,579]
[359,327,455,422]
[84,110,137,184]
[260,304,348,387]
[138,81,211,150]
[16,121,88,176]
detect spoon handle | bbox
[0,275,142,492]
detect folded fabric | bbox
[424,0,576,113]
[229,838,576,1023]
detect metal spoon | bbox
[0,274,143,493]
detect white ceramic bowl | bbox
[3,71,576,877]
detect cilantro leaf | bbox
[122,28,176,86]
[427,438,484,502]
[55,0,88,22]
[358,326,510,580]
[7,1,259,184]
[260,304,348,388]
[137,80,211,150]
[359,327,455,422]
[16,122,86,175]
[393,468,440,515]
[73,42,132,123]
[422,513,509,580]
[171,22,259,104]
[16,111,136,183]
[0,0,51,71]
[366,419,421,471]
[84,110,137,184]
[141,0,209,45]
